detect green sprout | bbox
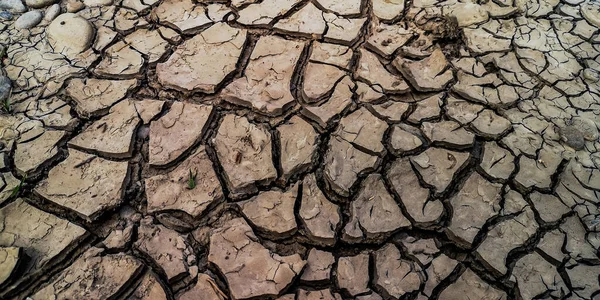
[187,169,197,190]
[10,175,26,198]
[1,97,11,114]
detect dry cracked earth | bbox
[0,0,599,299]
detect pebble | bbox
[25,0,56,8]
[14,10,42,29]
[560,126,585,150]
[0,0,26,12]
[66,0,84,12]
[583,68,600,83]
[44,3,59,21]
[0,75,11,102]
[0,10,12,20]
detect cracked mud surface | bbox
[0,0,600,299]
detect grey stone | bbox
[0,76,11,101]
[15,10,43,29]
[44,3,59,21]
[25,0,55,8]
[0,0,26,12]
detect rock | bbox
[421,121,475,148]
[301,76,356,129]
[0,0,26,12]
[300,173,341,246]
[388,125,423,155]
[156,23,246,93]
[145,147,223,218]
[438,269,507,299]
[47,13,94,55]
[134,220,194,282]
[571,117,599,141]
[149,102,213,166]
[372,0,404,20]
[0,247,21,286]
[476,207,538,274]
[479,142,515,180]
[316,0,360,15]
[238,185,298,239]
[0,76,11,102]
[176,274,226,300]
[94,41,144,78]
[0,11,11,20]
[357,49,409,94]
[65,0,83,12]
[213,114,277,197]
[277,116,318,181]
[14,129,65,176]
[44,3,59,20]
[334,107,388,155]
[343,174,410,242]
[336,253,370,296]
[446,173,502,248]
[222,35,305,116]
[69,100,162,158]
[0,198,88,283]
[66,78,138,118]
[208,218,306,299]
[387,158,443,224]
[35,149,129,222]
[30,248,143,299]
[300,249,334,282]
[25,0,54,8]
[374,244,423,298]
[151,0,211,33]
[83,0,112,6]
[410,148,470,194]
[129,272,168,300]
[394,49,454,92]
[324,136,379,197]
[512,253,567,299]
[14,10,43,29]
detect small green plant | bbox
[187,169,197,190]
[1,97,11,114]
[10,175,26,198]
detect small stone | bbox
[0,247,21,286]
[277,116,318,181]
[44,3,59,20]
[0,0,26,12]
[0,76,10,102]
[25,0,55,8]
[65,0,84,12]
[145,147,223,218]
[324,136,379,197]
[15,10,43,29]
[343,174,411,242]
[411,148,470,194]
[134,220,193,282]
[447,173,502,248]
[559,126,585,150]
[571,117,599,141]
[213,114,277,197]
[35,149,129,222]
[336,253,370,296]
[208,218,306,300]
[374,244,423,298]
[300,173,341,246]
[301,249,334,282]
[82,0,111,6]
[238,185,298,239]
[47,14,94,55]
[438,269,507,299]
[0,11,12,20]
[149,102,213,166]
